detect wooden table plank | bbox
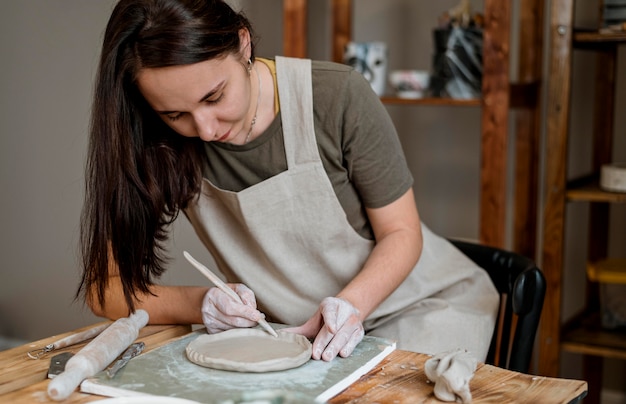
[1,325,587,404]
[329,350,587,403]
[0,380,99,404]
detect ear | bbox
[238,28,251,60]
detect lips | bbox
[216,130,230,142]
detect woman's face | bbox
[137,53,254,145]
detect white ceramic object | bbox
[388,70,430,99]
[600,163,626,193]
[186,329,312,372]
[343,41,388,96]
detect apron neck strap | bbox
[275,56,318,168]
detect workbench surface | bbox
[0,323,587,403]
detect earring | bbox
[247,58,252,75]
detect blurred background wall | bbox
[1,0,624,397]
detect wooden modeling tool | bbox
[28,322,111,359]
[183,251,278,338]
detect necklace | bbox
[244,63,261,144]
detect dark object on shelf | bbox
[431,26,483,99]
[603,0,626,27]
[450,239,546,373]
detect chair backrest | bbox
[449,239,546,373]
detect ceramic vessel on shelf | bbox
[600,162,626,193]
[388,70,431,99]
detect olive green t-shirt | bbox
[202,60,413,239]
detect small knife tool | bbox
[105,341,145,378]
[47,352,74,378]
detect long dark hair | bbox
[78,0,256,313]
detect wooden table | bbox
[0,324,587,403]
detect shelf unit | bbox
[538,0,626,402]
[281,0,545,253]
[281,0,626,397]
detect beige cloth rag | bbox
[424,349,478,403]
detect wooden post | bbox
[283,0,307,57]
[538,0,574,378]
[480,0,510,248]
[332,0,352,63]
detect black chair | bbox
[449,239,546,373]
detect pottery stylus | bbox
[183,251,279,338]
[27,322,112,359]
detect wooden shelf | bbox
[566,175,626,203]
[562,311,626,361]
[574,29,626,44]
[587,259,626,283]
[539,5,624,399]
[285,0,523,249]
[381,82,539,108]
[380,96,480,106]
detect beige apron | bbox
[186,57,498,360]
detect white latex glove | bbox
[424,349,478,404]
[201,284,264,334]
[285,297,364,361]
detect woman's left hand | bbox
[284,297,364,361]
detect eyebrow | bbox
[156,81,225,115]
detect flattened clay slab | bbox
[186,329,312,372]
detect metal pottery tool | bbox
[28,322,111,359]
[49,342,145,379]
[183,251,279,338]
[106,341,145,378]
[48,352,74,378]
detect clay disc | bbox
[186,329,312,372]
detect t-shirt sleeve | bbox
[340,69,414,209]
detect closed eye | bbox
[158,82,225,121]
[205,92,224,105]
[166,112,184,122]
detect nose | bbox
[192,110,218,141]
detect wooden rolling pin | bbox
[47,310,149,401]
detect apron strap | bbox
[275,56,318,168]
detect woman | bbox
[79,0,499,362]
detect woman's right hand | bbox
[201,284,265,333]
[283,297,364,361]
